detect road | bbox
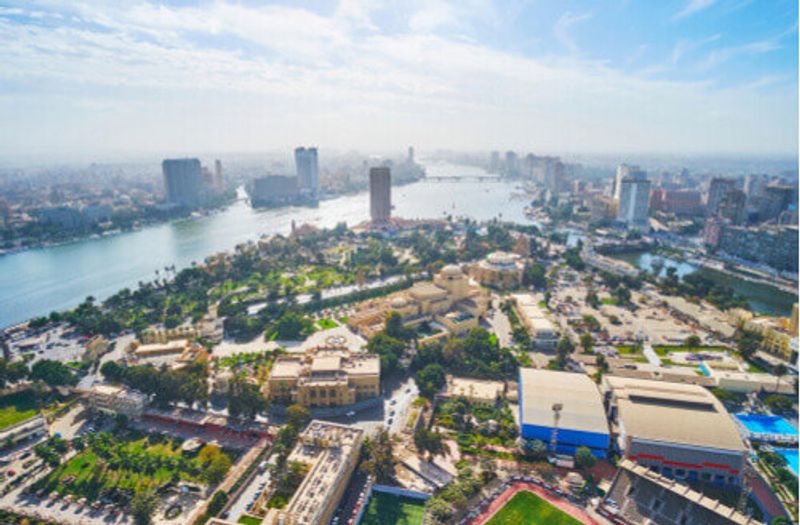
[486,296,513,348]
[225,463,272,522]
[323,376,419,437]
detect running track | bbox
[466,481,601,525]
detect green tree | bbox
[228,375,268,420]
[130,488,159,525]
[684,335,702,348]
[285,403,310,429]
[30,360,77,386]
[385,311,413,341]
[367,333,406,373]
[414,428,445,460]
[361,428,395,484]
[522,264,548,289]
[580,333,594,354]
[773,363,788,392]
[415,364,446,398]
[575,446,596,470]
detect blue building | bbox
[518,368,610,458]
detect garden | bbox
[434,396,518,455]
[32,429,235,504]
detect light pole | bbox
[551,402,563,455]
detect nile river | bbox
[0,163,531,328]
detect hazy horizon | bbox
[0,0,798,160]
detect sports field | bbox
[359,491,426,525]
[485,491,584,525]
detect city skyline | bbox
[0,0,797,161]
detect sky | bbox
[0,0,797,160]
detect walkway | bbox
[642,343,662,366]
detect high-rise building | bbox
[612,164,645,200]
[744,173,768,200]
[214,159,224,193]
[369,167,391,223]
[718,189,747,225]
[489,151,501,173]
[650,188,703,216]
[758,185,796,222]
[250,175,299,207]
[504,151,519,177]
[616,169,650,229]
[294,147,319,197]
[407,146,415,164]
[163,158,204,207]
[706,177,735,216]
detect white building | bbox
[87,384,148,418]
[511,293,559,350]
[616,168,650,229]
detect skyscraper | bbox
[612,164,645,200]
[718,189,747,225]
[616,169,651,229]
[369,167,391,223]
[214,159,224,194]
[706,177,735,216]
[162,158,204,207]
[294,147,319,197]
[407,146,415,164]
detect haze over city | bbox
[0,0,798,162]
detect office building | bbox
[758,185,796,222]
[271,421,363,525]
[214,159,224,193]
[612,164,645,200]
[407,145,415,164]
[250,175,299,207]
[717,189,747,225]
[294,147,319,197]
[518,368,610,458]
[163,158,205,207]
[511,293,559,350]
[649,189,703,216]
[706,177,736,216]
[602,376,746,484]
[601,459,762,525]
[616,169,651,229]
[369,166,391,223]
[744,173,768,200]
[267,344,380,408]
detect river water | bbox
[0,163,531,328]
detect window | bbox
[652,499,662,511]
[675,469,686,478]
[700,472,711,481]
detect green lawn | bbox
[486,491,584,525]
[359,491,426,525]
[238,515,263,525]
[652,345,728,357]
[0,391,40,430]
[317,318,339,330]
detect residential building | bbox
[715,224,798,272]
[266,344,380,408]
[717,189,747,225]
[518,368,610,458]
[590,195,618,222]
[758,185,796,222]
[294,147,319,197]
[163,158,204,207]
[511,293,559,350]
[612,164,645,201]
[468,251,524,290]
[250,175,299,207]
[602,376,746,484]
[271,421,363,525]
[616,169,651,229]
[706,177,736,216]
[87,384,148,418]
[369,167,391,223]
[650,189,703,216]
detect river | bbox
[613,251,796,317]
[0,162,532,328]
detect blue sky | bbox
[0,0,796,159]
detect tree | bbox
[415,364,446,398]
[30,360,77,386]
[575,446,596,470]
[367,333,406,373]
[385,311,413,341]
[684,335,702,348]
[613,285,631,306]
[426,497,452,522]
[580,333,594,354]
[737,330,762,362]
[228,375,267,420]
[130,488,159,525]
[522,264,548,289]
[361,428,395,484]
[414,428,445,460]
[100,360,126,383]
[285,403,310,429]
[556,337,574,368]
[773,363,788,392]
[202,452,232,485]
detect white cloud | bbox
[673,0,716,21]
[554,11,593,53]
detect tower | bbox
[369,167,391,223]
[294,147,319,198]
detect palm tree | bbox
[774,363,788,392]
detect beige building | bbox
[729,307,798,361]
[468,251,524,290]
[267,344,380,408]
[347,264,489,339]
[87,384,148,418]
[272,421,363,525]
[511,293,559,350]
[141,306,224,344]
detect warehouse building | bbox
[602,376,747,485]
[518,368,610,458]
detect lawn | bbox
[486,491,584,525]
[652,345,728,356]
[316,318,339,330]
[0,391,40,430]
[359,491,426,525]
[238,515,263,525]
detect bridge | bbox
[425,175,504,182]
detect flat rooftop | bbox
[603,376,745,452]
[447,377,504,401]
[519,368,609,435]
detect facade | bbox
[650,189,703,216]
[706,177,736,216]
[616,170,651,229]
[272,421,363,525]
[87,384,148,418]
[601,459,762,525]
[294,147,319,197]
[758,185,796,221]
[267,345,380,408]
[602,376,746,484]
[163,158,204,207]
[347,265,489,339]
[369,167,391,223]
[468,251,524,290]
[511,293,559,350]
[715,224,798,272]
[131,339,192,358]
[518,368,610,457]
[717,189,747,225]
[590,195,618,222]
[612,164,645,201]
[250,175,299,207]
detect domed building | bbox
[469,251,525,290]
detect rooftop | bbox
[603,376,745,452]
[519,368,609,435]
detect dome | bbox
[440,264,463,277]
[391,296,408,308]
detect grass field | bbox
[0,391,39,430]
[317,318,339,330]
[237,515,263,525]
[486,491,584,525]
[359,491,426,525]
